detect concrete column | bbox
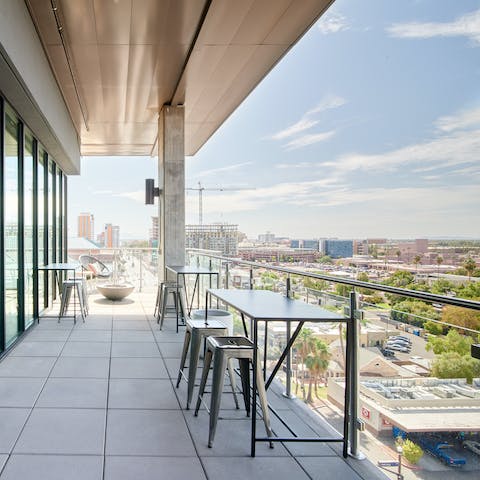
[158,105,185,280]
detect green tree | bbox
[402,439,424,465]
[304,339,331,403]
[413,254,422,273]
[335,283,351,298]
[357,272,373,295]
[436,255,443,275]
[293,328,316,398]
[463,257,477,280]
[441,306,480,334]
[318,255,333,264]
[430,279,455,295]
[396,250,401,262]
[390,300,438,327]
[426,329,474,356]
[431,352,480,383]
[424,320,444,336]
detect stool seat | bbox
[177,319,239,410]
[157,283,187,331]
[59,279,87,323]
[195,335,273,448]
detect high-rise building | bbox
[258,232,275,243]
[324,240,354,259]
[78,213,94,241]
[150,216,159,248]
[291,239,319,250]
[186,223,238,256]
[104,224,120,248]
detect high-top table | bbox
[165,265,219,330]
[37,263,81,321]
[205,288,351,457]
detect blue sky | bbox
[69,0,480,240]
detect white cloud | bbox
[318,13,350,35]
[197,161,253,178]
[271,119,319,140]
[93,189,113,195]
[435,106,480,132]
[306,95,347,116]
[114,190,144,204]
[284,130,336,150]
[387,9,480,45]
[269,94,346,149]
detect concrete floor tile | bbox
[201,457,310,480]
[106,410,195,456]
[0,455,7,471]
[112,330,154,342]
[109,379,178,409]
[0,378,45,407]
[0,357,57,377]
[68,330,111,342]
[61,342,111,357]
[37,378,108,408]
[111,342,160,357]
[113,320,151,330]
[0,455,103,480]
[104,456,207,480]
[0,408,30,453]
[109,357,168,379]
[24,330,71,341]
[50,357,110,378]
[10,341,64,357]
[153,330,186,343]
[158,342,183,358]
[14,408,105,455]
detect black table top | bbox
[166,265,218,275]
[207,288,343,322]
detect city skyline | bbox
[69,0,480,240]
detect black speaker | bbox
[145,179,155,204]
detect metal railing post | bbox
[139,250,143,292]
[249,268,253,290]
[348,290,364,459]
[225,262,229,289]
[284,276,294,398]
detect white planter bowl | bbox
[97,283,134,301]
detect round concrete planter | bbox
[192,308,234,335]
[97,283,134,301]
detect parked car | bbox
[386,339,411,348]
[381,348,395,357]
[463,440,480,456]
[388,336,411,344]
[386,344,410,353]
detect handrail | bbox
[187,249,480,312]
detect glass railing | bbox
[186,248,480,476]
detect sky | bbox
[69,0,480,241]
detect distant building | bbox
[96,232,105,247]
[186,223,238,256]
[104,224,120,248]
[258,231,275,243]
[353,239,369,256]
[290,239,319,250]
[150,216,159,248]
[78,212,94,241]
[324,240,353,259]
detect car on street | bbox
[386,344,410,353]
[463,440,480,456]
[388,336,411,344]
[381,348,395,357]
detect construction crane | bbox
[186,181,250,225]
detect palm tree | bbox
[305,339,331,402]
[463,257,477,281]
[436,255,443,277]
[396,250,401,263]
[413,254,422,274]
[293,328,316,397]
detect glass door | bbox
[3,105,20,346]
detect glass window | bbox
[3,104,20,346]
[24,130,34,328]
[56,169,62,267]
[47,159,55,302]
[38,148,46,309]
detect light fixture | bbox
[145,179,161,205]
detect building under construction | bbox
[186,223,238,256]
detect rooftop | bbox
[0,289,385,480]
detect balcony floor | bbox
[0,291,385,480]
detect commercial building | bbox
[291,239,320,250]
[104,224,120,249]
[323,240,354,259]
[77,212,94,241]
[186,223,238,256]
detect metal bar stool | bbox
[154,281,177,319]
[176,318,239,410]
[59,279,87,322]
[158,283,188,330]
[194,336,273,448]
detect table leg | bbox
[241,313,248,337]
[251,319,258,457]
